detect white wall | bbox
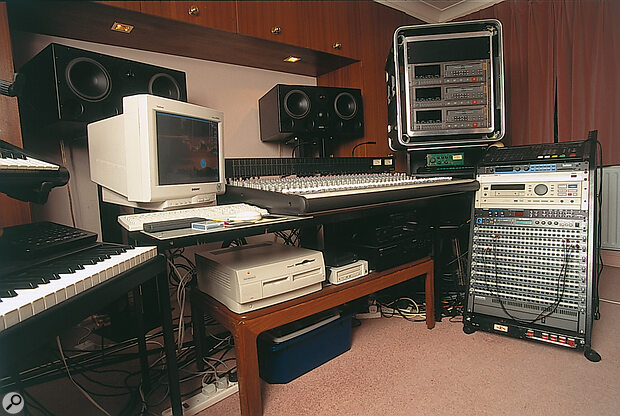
[12,32,316,235]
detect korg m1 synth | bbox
[463,135,601,361]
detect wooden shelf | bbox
[7,1,357,77]
[191,256,435,416]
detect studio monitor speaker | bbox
[259,84,364,142]
[17,43,187,139]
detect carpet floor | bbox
[16,266,619,416]
[199,265,620,416]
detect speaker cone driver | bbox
[284,89,311,119]
[65,57,111,102]
[149,73,181,100]
[334,92,357,120]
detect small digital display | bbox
[490,184,525,190]
[415,87,441,101]
[416,110,442,124]
[414,64,440,78]
[156,111,219,186]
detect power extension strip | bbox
[162,379,238,416]
[356,304,381,319]
[355,311,381,319]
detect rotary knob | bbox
[534,184,548,196]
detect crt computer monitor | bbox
[88,94,225,210]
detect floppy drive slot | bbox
[292,267,322,281]
[262,275,290,297]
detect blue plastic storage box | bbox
[257,310,353,384]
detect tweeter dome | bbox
[17,43,187,139]
[259,84,364,142]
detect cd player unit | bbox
[328,260,369,285]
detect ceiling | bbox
[375,0,504,23]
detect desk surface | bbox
[131,178,479,249]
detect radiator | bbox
[601,166,620,250]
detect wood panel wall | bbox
[0,2,30,228]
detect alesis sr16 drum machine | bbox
[463,134,601,361]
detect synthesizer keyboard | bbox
[0,221,98,258]
[224,174,479,215]
[0,139,69,203]
[0,148,59,170]
[0,243,157,332]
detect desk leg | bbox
[425,266,435,329]
[157,272,182,416]
[133,286,150,392]
[233,325,263,416]
[190,291,206,372]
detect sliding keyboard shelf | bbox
[129,215,313,249]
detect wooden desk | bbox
[190,256,434,416]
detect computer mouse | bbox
[228,210,262,222]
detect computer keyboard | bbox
[117,203,270,232]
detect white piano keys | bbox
[0,246,157,332]
[0,155,59,170]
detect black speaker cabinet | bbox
[17,43,187,139]
[259,84,364,142]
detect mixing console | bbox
[224,173,478,215]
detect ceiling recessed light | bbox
[111,22,134,33]
[283,56,301,63]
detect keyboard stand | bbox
[190,257,434,416]
[0,255,183,416]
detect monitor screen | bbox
[156,111,220,185]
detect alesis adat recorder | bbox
[463,138,601,361]
[386,20,505,149]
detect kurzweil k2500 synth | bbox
[463,135,601,361]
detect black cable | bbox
[173,250,194,267]
[1,333,167,390]
[166,247,197,286]
[594,139,604,319]
[72,371,134,394]
[375,297,426,322]
[490,235,572,325]
[351,141,376,156]
[275,229,300,246]
[290,138,312,158]
[53,346,144,404]
[23,391,57,416]
[168,262,194,286]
